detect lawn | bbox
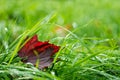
[0,0,120,80]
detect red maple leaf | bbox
[18,35,60,69]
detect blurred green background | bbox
[0,0,120,37]
[0,0,120,79]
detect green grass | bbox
[0,0,120,80]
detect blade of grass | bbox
[87,68,120,80]
[0,64,60,80]
[8,31,28,65]
[73,49,108,66]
